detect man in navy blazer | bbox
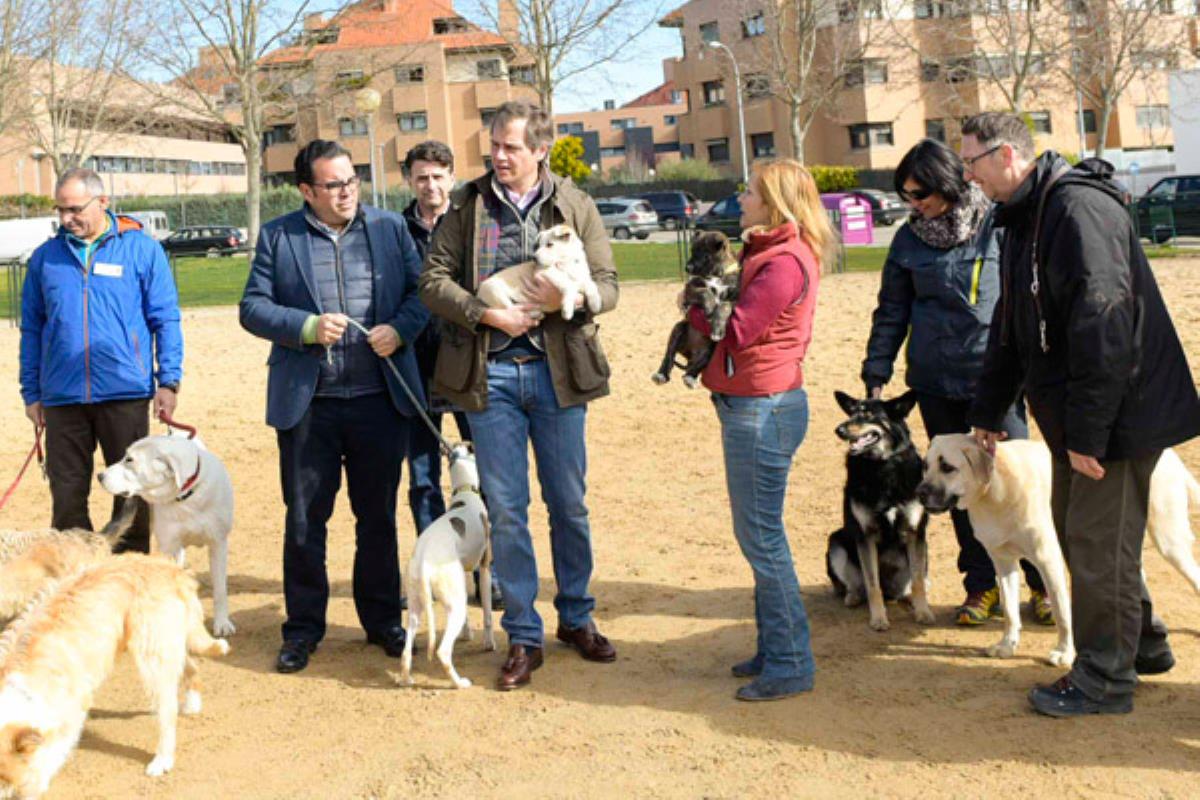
[240,140,429,674]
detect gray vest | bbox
[305,209,385,397]
[487,180,551,354]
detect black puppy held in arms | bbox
[825,390,934,631]
[651,231,741,388]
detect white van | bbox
[0,216,59,262]
[125,210,171,241]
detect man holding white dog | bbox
[962,112,1200,716]
[419,100,619,690]
[240,140,430,674]
[20,167,182,554]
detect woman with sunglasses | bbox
[860,138,1048,627]
[688,159,833,701]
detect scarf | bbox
[906,184,991,249]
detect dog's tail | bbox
[100,498,144,551]
[181,573,230,658]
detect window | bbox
[510,65,535,84]
[335,69,365,89]
[1082,109,1097,133]
[944,56,973,83]
[303,27,339,45]
[477,59,504,79]
[1147,177,1177,198]
[750,132,775,158]
[703,79,725,106]
[221,83,240,105]
[262,124,295,147]
[848,122,894,149]
[1027,52,1048,75]
[699,21,720,43]
[746,73,771,99]
[1136,104,1170,128]
[338,116,369,136]
[681,142,695,158]
[743,12,766,37]
[599,146,626,157]
[1154,0,1173,13]
[1029,111,1052,133]
[557,121,584,135]
[707,137,730,162]
[610,118,636,130]
[920,59,941,82]
[433,17,468,34]
[480,107,499,127]
[925,119,946,142]
[654,141,681,153]
[664,114,678,125]
[394,64,424,84]
[669,89,683,104]
[839,0,884,20]
[845,59,888,87]
[1133,49,1179,70]
[978,54,1012,79]
[397,111,428,132]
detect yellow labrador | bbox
[918,434,1200,666]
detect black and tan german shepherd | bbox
[825,390,934,631]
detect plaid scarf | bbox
[474,194,502,288]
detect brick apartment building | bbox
[552,82,688,177]
[258,0,538,188]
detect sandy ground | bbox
[1,259,1200,799]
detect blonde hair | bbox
[752,159,835,271]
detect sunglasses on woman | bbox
[901,186,933,202]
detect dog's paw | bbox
[651,372,668,385]
[454,677,473,690]
[212,618,236,637]
[484,632,497,651]
[213,639,231,657]
[682,375,698,389]
[182,690,202,716]
[986,640,1017,659]
[843,592,865,608]
[869,615,890,631]
[913,605,936,625]
[1048,648,1075,667]
[145,754,175,777]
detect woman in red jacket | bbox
[690,159,833,701]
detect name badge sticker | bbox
[93,262,123,278]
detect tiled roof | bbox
[622,81,681,108]
[658,6,686,27]
[264,0,511,64]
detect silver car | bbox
[596,197,658,240]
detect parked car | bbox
[161,225,248,257]
[125,210,171,241]
[850,188,906,226]
[694,194,742,239]
[638,190,701,230]
[0,216,58,262]
[596,197,658,240]
[1134,174,1200,244]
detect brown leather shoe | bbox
[555,620,617,662]
[496,644,543,691]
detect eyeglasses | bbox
[962,144,1003,171]
[54,196,98,216]
[901,186,933,202]
[311,175,360,193]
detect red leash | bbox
[157,410,197,439]
[0,424,45,512]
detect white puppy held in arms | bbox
[98,433,236,636]
[0,555,229,798]
[400,443,495,689]
[476,223,601,321]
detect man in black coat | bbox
[962,112,1200,717]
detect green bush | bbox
[0,194,55,219]
[653,159,722,183]
[549,136,591,183]
[810,165,858,192]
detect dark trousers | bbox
[44,399,151,553]
[406,410,472,533]
[277,394,408,643]
[1052,452,1170,700]
[916,393,1044,594]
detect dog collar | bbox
[176,457,201,502]
[452,486,481,497]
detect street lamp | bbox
[354,87,382,207]
[707,40,749,188]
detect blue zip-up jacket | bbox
[19,211,183,407]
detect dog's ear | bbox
[553,225,572,241]
[13,726,42,756]
[885,390,918,420]
[156,441,195,491]
[962,437,995,486]
[834,391,858,416]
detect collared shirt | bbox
[504,182,541,212]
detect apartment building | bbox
[553,83,688,176]
[259,0,537,187]
[659,0,1191,174]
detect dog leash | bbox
[157,410,197,439]
[342,318,454,458]
[0,424,45,512]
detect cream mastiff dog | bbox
[918,434,1200,666]
[98,433,235,636]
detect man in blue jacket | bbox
[20,167,182,553]
[240,140,429,674]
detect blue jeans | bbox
[713,388,815,682]
[467,358,594,647]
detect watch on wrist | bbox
[161,383,179,394]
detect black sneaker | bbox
[1028,675,1132,717]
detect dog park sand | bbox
[2,259,1200,799]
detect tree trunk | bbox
[790,100,804,164]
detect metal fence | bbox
[2,259,22,326]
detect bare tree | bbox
[0,0,42,145]
[20,0,152,178]
[1054,0,1191,154]
[460,0,665,116]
